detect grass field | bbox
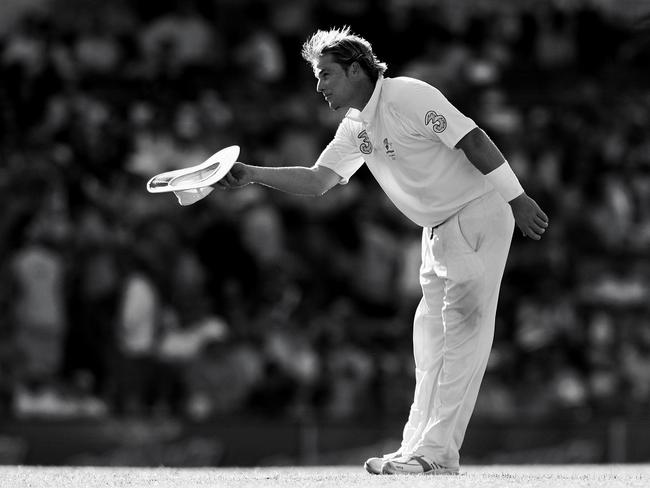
[1,465,649,488]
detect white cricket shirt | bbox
[315,76,491,228]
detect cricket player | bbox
[215,27,548,475]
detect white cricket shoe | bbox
[363,451,402,475]
[381,454,459,475]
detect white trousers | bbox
[399,190,514,468]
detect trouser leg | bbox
[411,191,514,468]
[399,270,445,454]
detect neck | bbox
[350,78,376,111]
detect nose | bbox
[316,78,324,93]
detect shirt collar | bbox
[345,76,384,124]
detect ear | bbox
[349,61,361,78]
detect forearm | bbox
[456,127,524,202]
[248,165,331,196]
[456,127,506,174]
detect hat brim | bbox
[146,145,240,193]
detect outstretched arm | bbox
[456,127,549,240]
[216,163,342,197]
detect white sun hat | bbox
[146,145,240,205]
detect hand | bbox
[509,193,549,240]
[216,162,252,189]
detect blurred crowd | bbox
[0,0,649,424]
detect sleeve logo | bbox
[425,110,447,133]
[357,130,373,154]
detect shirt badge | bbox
[383,138,397,160]
[425,110,447,133]
[357,130,373,154]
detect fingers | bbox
[520,227,541,240]
[215,170,248,190]
[518,217,549,240]
[214,171,234,189]
[531,211,549,238]
[225,172,240,186]
[530,221,547,234]
[538,209,549,223]
[522,223,547,240]
[515,197,549,240]
[534,215,549,228]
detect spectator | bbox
[0,0,648,423]
[9,191,70,416]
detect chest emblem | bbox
[425,110,447,133]
[383,138,397,160]
[357,130,373,154]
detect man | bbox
[215,27,548,475]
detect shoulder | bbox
[382,76,444,104]
[333,113,362,139]
[383,76,439,94]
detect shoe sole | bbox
[382,463,459,475]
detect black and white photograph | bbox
[0,0,649,486]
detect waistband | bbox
[424,190,499,239]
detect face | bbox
[314,54,357,111]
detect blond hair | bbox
[301,26,387,82]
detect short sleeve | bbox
[392,79,477,148]
[315,120,365,184]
